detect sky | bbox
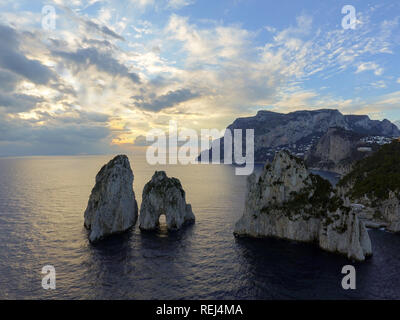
[0,0,400,156]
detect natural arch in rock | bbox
[139,171,195,231]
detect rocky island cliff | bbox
[199,109,399,164]
[139,171,195,231]
[234,150,372,261]
[84,155,138,242]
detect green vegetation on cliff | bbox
[338,140,400,200]
[263,173,348,220]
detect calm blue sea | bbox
[0,151,399,299]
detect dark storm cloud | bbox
[0,24,55,85]
[52,47,140,83]
[133,89,199,112]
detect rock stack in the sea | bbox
[84,155,138,242]
[139,171,195,231]
[234,150,372,261]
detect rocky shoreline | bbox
[233,150,372,261]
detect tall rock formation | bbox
[84,155,138,243]
[234,150,372,261]
[139,171,195,231]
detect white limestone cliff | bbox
[234,151,372,261]
[139,171,195,231]
[84,155,138,242]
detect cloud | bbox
[355,62,384,76]
[370,80,386,89]
[0,69,19,91]
[0,24,55,85]
[167,0,194,9]
[133,133,191,146]
[165,14,252,65]
[35,125,109,145]
[134,0,155,7]
[290,89,400,121]
[52,47,140,83]
[0,3,399,156]
[84,20,125,41]
[0,65,43,113]
[0,110,112,156]
[133,88,199,112]
[0,92,42,113]
[133,134,151,146]
[272,90,318,110]
[36,110,111,124]
[60,5,126,41]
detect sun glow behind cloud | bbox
[0,0,399,156]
